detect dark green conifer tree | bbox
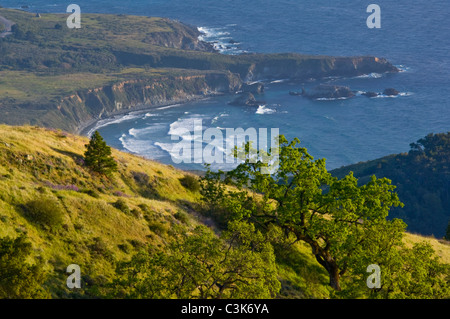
[84,131,118,176]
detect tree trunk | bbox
[313,253,341,291]
[302,235,342,291]
[328,265,341,291]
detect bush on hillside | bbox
[179,175,200,192]
[112,199,130,214]
[21,197,64,228]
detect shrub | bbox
[174,211,189,224]
[80,188,100,198]
[131,171,149,185]
[22,197,64,228]
[131,208,143,219]
[117,243,131,254]
[148,221,168,236]
[88,237,114,261]
[0,235,50,298]
[179,175,200,192]
[127,239,145,249]
[113,199,130,214]
[113,191,129,197]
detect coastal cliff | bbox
[240,55,398,81]
[63,54,397,133]
[59,72,242,133]
[0,8,399,134]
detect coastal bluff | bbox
[0,8,399,133]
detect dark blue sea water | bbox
[6,1,450,171]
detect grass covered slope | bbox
[0,125,448,299]
[0,124,330,298]
[0,124,205,297]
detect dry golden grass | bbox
[404,232,450,264]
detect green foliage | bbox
[111,221,280,299]
[332,132,450,237]
[199,166,231,228]
[112,199,130,214]
[179,175,200,192]
[342,241,450,299]
[174,211,189,224]
[21,196,64,228]
[84,131,118,176]
[0,235,50,298]
[200,135,449,297]
[80,188,100,198]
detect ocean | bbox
[6,0,450,171]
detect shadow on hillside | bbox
[51,147,84,164]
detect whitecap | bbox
[87,113,141,136]
[157,103,182,110]
[395,65,410,72]
[355,73,383,79]
[374,92,412,98]
[315,97,350,101]
[197,26,243,55]
[270,79,289,84]
[211,112,229,124]
[120,134,151,155]
[256,105,276,114]
[143,113,158,118]
[127,124,166,138]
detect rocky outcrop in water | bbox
[228,92,266,106]
[241,82,265,94]
[301,85,355,100]
[362,91,378,98]
[383,88,400,96]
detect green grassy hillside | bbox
[0,125,331,298]
[0,124,206,297]
[0,125,448,299]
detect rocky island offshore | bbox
[0,8,399,133]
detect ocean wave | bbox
[315,97,351,101]
[211,112,229,124]
[354,72,383,79]
[128,123,166,138]
[256,105,276,114]
[87,113,142,136]
[156,103,182,110]
[168,116,206,143]
[373,92,413,98]
[270,79,289,84]
[143,112,158,119]
[395,65,411,72]
[197,26,245,55]
[154,142,174,155]
[120,134,150,155]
